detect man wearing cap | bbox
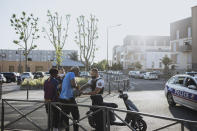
[59,66,80,131]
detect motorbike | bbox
[86,90,147,131]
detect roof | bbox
[52,58,84,67]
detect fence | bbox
[103,72,130,94]
[1,99,197,131]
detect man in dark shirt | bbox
[44,68,59,131]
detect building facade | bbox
[113,35,171,70]
[170,6,197,72]
[170,17,192,71]
[0,49,78,72]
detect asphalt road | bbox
[0,78,197,131]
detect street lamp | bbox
[107,24,122,70]
[0,52,6,72]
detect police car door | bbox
[183,77,197,110]
[173,76,186,105]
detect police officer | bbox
[80,68,105,131]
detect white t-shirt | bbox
[88,77,105,89]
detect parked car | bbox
[45,72,50,76]
[1,72,17,83]
[128,71,137,78]
[143,72,158,80]
[21,72,34,80]
[164,74,197,111]
[33,71,45,79]
[0,74,7,83]
[80,71,90,77]
[139,71,146,79]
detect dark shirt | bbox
[44,77,59,101]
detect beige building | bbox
[0,61,52,73]
[170,6,197,72]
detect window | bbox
[188,27,191,37]
[35,66,43,72]
[9,66,14,72]
[159,62,162,68]
[174,77,185,85]
[185,78,196,87]
[176,30,179,39]
[168,77,176,84]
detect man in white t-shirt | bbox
[79,68,105,131]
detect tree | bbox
[75,15,99,70]
[134,61,142,70]
[111,63,123,70]
[161,55,172,77]
[10,11,39,71]
[43,10,71,69]
[68,51,78,61]
[91,60,107,70]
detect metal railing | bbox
[1,98,197,131]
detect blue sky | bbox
[0,0,197,62]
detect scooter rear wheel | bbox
[131,119,147,131]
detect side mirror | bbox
[188,85,197,90]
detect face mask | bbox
[91,76,96,79]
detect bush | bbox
[76,77,89,87]
[21,76,49,89]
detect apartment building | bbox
[170,6,197,71]
[113,35,171,70]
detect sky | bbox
[0,0,197,62]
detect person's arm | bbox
[83,79,104,95]
[79,80,91,91]
[70,72,79,89]
[83,87,102,95]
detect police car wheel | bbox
[167,93,176,107]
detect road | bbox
[0,78,197,130]
[1,83,20,95]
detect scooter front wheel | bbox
[131,119,147,131]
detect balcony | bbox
[180,43,192,52]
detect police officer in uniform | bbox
[80,68,105,131]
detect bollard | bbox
[27,80,29,100]
[123,80,125,91]
[1,99,4,131]
[108,82,111,94]
[0,81,2,100]
[48,102,52,131]
[118,81,120,91]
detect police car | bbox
[164,74,197,111]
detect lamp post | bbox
[0,52,6,72]
[106,24,122,81]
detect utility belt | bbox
[90,94,103,105]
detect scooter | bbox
[86,90,147,131]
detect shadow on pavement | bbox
[168,105,197,131]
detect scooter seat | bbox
[102,102,118,108]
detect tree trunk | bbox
[25,55,28,72]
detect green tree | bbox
[91,60,107,70]
[111,63,123,70]
[75,15,99,70]
[68,51,78,61]
[161,55,172,76]
[134,61,142,70]
[43,10,70,69]
[10,11,39,71]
